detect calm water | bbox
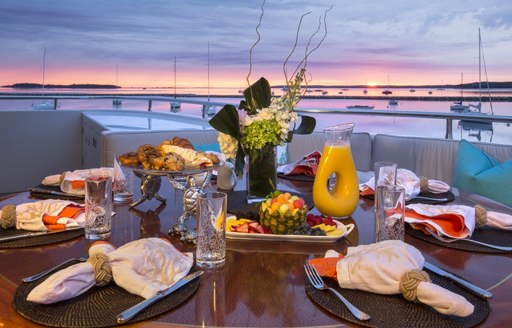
[1,86,511,144]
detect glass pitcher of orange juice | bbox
[313,123,359,218]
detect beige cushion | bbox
[372,134,512,184]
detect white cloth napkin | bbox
[27,238,194,304]
[0,199,84,231]
[360,168,450,200]
[43,167,115,195]
[406,203,512,239]
[328,240,474,317]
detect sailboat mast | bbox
[478,28,482,111]
[207,41,210,102]
[41,47,46,96]
[173,56,177,98]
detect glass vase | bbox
[313,123,359,218]
[246,144,277,203]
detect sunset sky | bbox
[1,0,511,89]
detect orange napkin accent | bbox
[360,188,374,197]
[70,180,85,189]
[308,254,344,279]
[42,204,85,230]
[405,209,466,238]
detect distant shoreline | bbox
[3,81,512,90]
[1,91,511,102]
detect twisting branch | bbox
[282,11,312,83]
[246,0,266,110]
[280,5,332,105]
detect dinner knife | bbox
[423,261,493,299]
[29,187,83,199]
[0,226,84,243]
[116,270,204,324]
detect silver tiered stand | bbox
[130,166,217,243]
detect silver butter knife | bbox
[423,261,493,299]
[412,196,449,202]
[0,226,84,243]
[117,270,203,323]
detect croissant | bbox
[159,137,195,150]
[159,144,212,169]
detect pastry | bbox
[118,152,140,167]
[163,152,186,171]
[200,151,220,165]
[160,136,195,150]
[159,144,213,169]
[137,144,161,169]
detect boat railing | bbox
[1,94,512,140]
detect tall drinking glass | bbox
[374,162,398,189]
[313,123,359,218]
[375,185,405,242]
[85,175,112,240]
[196,191,227,268]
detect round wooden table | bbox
[0,178,511,327]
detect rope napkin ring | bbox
[399,269,431,302]
[88,253,113,286]
[419,176,429,193]
[0,204,16,229]
[474,204,487,229]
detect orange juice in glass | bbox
[313,123,359,218]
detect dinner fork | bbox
[425,227,512,251]
[304,263,371,321]
[22,255,89,283]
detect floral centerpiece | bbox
[209,2,330,201]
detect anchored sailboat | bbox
[202,42,216,118]
[457,28,494,141]
[113,64,122,106]
[32,47,55,110]
[170,56,181,112]
[449,72,469,112]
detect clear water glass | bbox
[375,185,405,242]
[374,162,398,189]
[196,191,227,268]
[113,157,134,203]
[85,175,112,240]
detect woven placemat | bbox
[13,263,201,328]
[0,228,84,249]
[277,172,315,182]
[226,190,314,216]
[306,268,489,328]
[406,225,511,254]
[362,190,455,205]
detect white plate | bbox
[226,218,355,243]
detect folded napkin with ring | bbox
[43,167,115,196]
[0,199,85,232]
[360,168,450,201]
[405,203,512,240]
[277,151,321,176]
[27,238,194,304]
[309,240,474,317]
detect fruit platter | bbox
[226,191,354,243]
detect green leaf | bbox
[286,115,316,142]
[293,115,316,135]
[208,104,241,138]
[234,145,246,177]
[240,77,272,115]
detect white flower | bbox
[217,132,238,160]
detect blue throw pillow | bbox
[194,143,221,153]
[453,139,512,207]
